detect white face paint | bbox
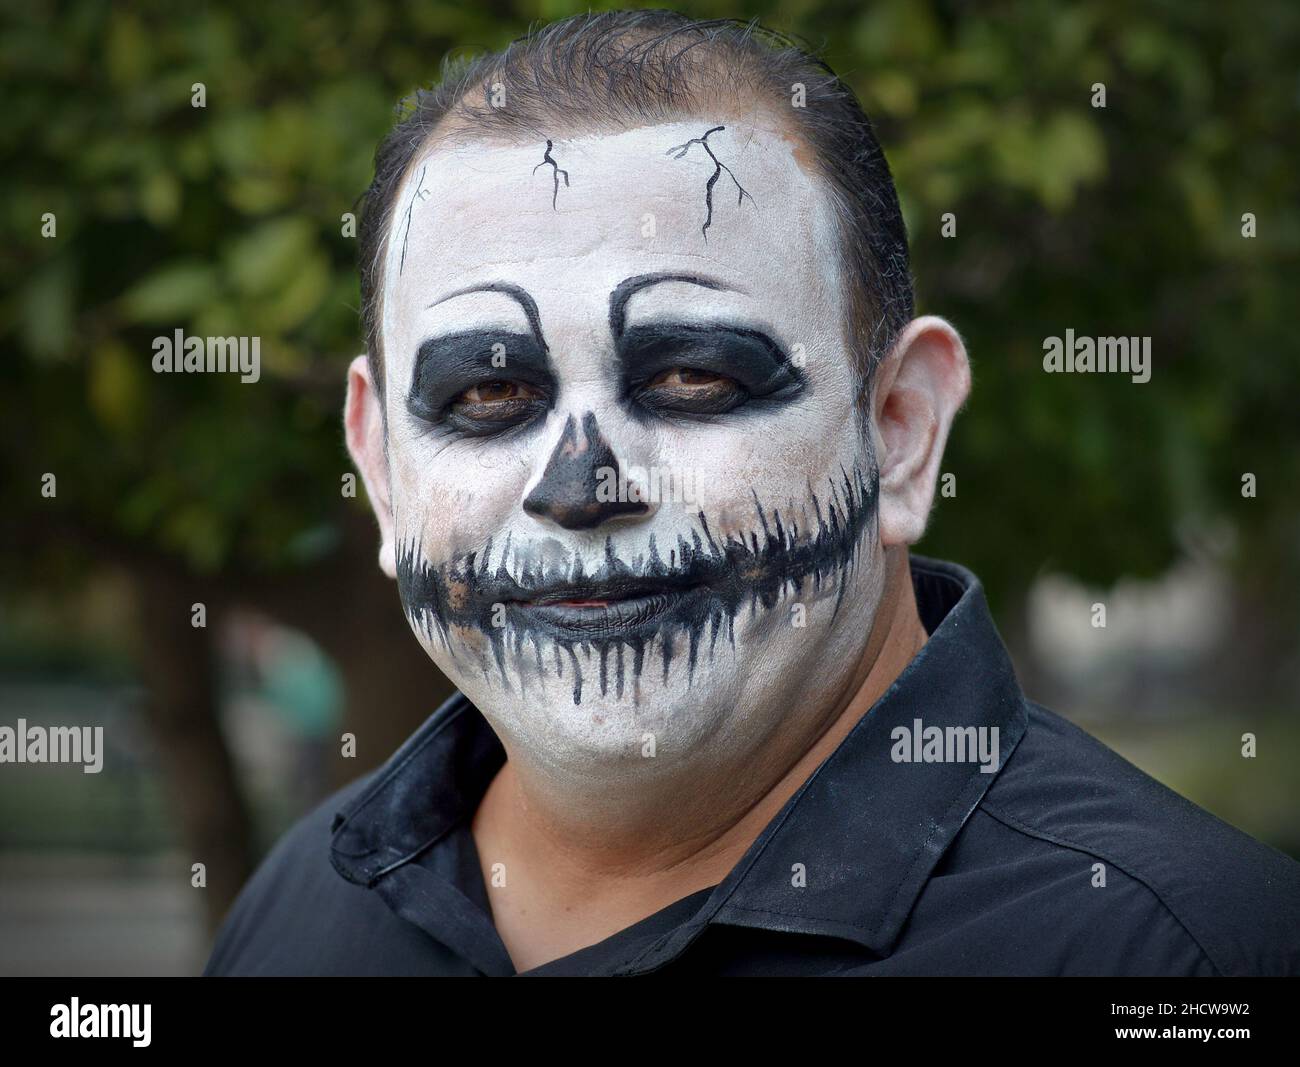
[379,119,885,778]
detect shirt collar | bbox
[621,555,1030,970]
[329,696,503,886]
[328,553,1029,971]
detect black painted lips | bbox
[508,578,707,641]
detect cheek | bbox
[388,436,534,552]
[651,397,862,519]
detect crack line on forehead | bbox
[665,125,755,241]
[398,164,430,277]
[532,139,570,210]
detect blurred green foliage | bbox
[3,0,1298,626]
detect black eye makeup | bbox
[618,322,807,418]
[406,329,554,436]
[404,276,809,440]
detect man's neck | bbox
[471,546,929,971]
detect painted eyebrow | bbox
[426,282,548,354]
[423,272,742,355]
[608,272,741,340]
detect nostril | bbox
[523,493,647,531]
[522,410,652,531]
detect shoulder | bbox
[973,702,1300,976]
[202,771,406,976]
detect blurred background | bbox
[1,0,1297,975]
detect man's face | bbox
[372,118,886,774]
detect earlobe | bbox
[872,316,970,547]
[344,354,398,578]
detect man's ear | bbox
[870,316,971,546]
[344,354,397,578]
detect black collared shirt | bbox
[204,556,1300,976]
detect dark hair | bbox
[357,9,913,412]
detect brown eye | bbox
[447,379,546,430]
[638,366,747,415]
[646,368,728,388]
[451,379,543,411]
[458,380,534,404]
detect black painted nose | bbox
[523,412,649,530]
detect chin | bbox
[447,648,749,762]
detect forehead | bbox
[382,119,846,345]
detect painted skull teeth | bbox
[396,464,878,704]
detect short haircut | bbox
[357,9,914,414]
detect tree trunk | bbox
[131,567,255,934]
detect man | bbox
[205,11,1300,976]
